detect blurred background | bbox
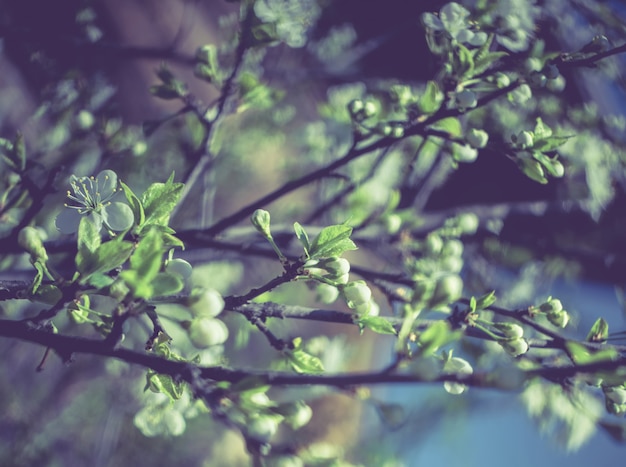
[1,0,626,465]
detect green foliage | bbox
[2,0,626,464]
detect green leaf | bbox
[151,272,184,296]
[76,217,101,277]
[533,117,553,139]
[586,318,609,343]
[454,43,474,77]
[475,291,497,310]
[417,321,460,357]
[130,229,163,279]
[120,181,146,227]
[418,81,444,114]
[293,222,310,257]
[309,224,357,259]
[79,238,134,279]
[469,296,477,313]
[77,215,101,253]
[532,136,571,152]
[146,371,185,401]
[471,52,508,78]
[140,174,184,228]
[431,117,462,137]
[356,315,397,335]
[566,341,617,365]
[285,348,325,374]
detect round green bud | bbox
[547,309,569,328]
[316,283,339,304]
[188,288,225,317]
[495,72,511,88]
[187,317,229,348]
[453,144,478,163]
[430,275,463,308]
[347,99,364,117]
[363,100,378,118]
[165,258,193,280]
[441,239,463,258]
[466,129,489,149]
[423,233,443,255]
[455,89,477,110]
[283,401,313,430]
[323,257,350,276]
[500,337,529,357]
[76,110,95,130]
[443,357,473,395]
[250,209,271,237]
[456,213,479,234]
[539,298,563,314]
[440,256,463,274]
[342,281,372,307]
[246,415,279,442]
[384,214,402,234]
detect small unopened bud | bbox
[539,298,563,314]
[251,209,272,238]
[547,309,569,328]
[323,257,350,276]
[466,129,489,148]
[455,89,477,110]
[342,281,372,307]
[500,337,529,357]
[494,322,524,339]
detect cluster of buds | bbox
[493,322,529,357]
[535,297,570,328]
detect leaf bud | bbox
[538,298,563,314]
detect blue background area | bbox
[372,279,626,466]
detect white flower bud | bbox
[187,317,229,347]
[342,281,372,307]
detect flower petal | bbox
[421,12,443,30]
[103,202,134,231]
[96,170,119,200]
[55,208,84,234]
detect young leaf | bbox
[417,321,460,357]
[586,318,609,343]
[431,117,462,137]
[418,81,444,114]
[141,174,184,228]
[475,291,497,310]
[566,341,617,365]
[356,315,397,335]
[533,117,553,139]
[284,348,325,374]
[309,224,357,259]
[76,216,101,277]
[130,229,163,279]
[120,181,145,227]
[293,222,310,257]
